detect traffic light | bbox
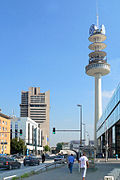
[20,129,22,136]
[53,128,55,134]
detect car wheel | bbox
[9,165,12,170]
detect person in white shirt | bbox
[79,152,89,180]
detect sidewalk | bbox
[25,162,120,180]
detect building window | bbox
[0,126,1,130]
[2,127,4,131]
[2,121,4,124]
[35,88,37,95]
[15,129,18,138]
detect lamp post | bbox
[77,104,82,157]
[82,123,86,146]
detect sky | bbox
[0,0,120,147]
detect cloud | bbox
[102,89,115,98]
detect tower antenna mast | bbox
[96,0,99,28]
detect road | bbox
[0,159,54,180]
[24,162,120,180]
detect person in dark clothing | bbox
[42,153,45,163]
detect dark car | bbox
[11,154,24,160]
[0,156,21,170]
[96,153,104,158]
[24,156,40,166]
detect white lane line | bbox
[3,175,16,180]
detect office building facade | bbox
[11,117,43,154]
[20,87,50,146]
[97,83,120,157]
[0,113,10,154]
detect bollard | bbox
[104,176,114,180]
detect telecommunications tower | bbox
[85,15,110,151]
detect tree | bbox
[56,142,64,153]
[44,145,50,152]
[11,138,26,154]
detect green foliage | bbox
[11,138,26,154]
[21,173,30,178]
[12,177,20,180]
[44,145,50,152]
[56,142,64,152]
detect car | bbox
[11,154,24,160]
[96,153,104,158]
[0,156,21,170]
[54,155,65,163]
[24,156,40,166]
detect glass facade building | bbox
[97,83,120,157]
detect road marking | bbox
[3,175,17,180]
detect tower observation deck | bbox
[85,23,110,152]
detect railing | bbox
[86,63,110,72]
[34,159,66,173]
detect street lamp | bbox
[77,104,82,156]
[82,123,86,145]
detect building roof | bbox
[0,113,10,119]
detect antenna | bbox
[96,0,99,28]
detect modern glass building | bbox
[97,83,120,157]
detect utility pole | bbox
[77,104,82,158]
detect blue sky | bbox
[0,0,120,146]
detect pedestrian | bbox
[116,154,118,160]
[68,154,74,174]
[42,153,45,163]
[79,152,89,180]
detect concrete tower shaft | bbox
[85,24,110,150]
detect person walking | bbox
[42,153,45,163]
[79,152,89,180]
[68,154,74,174]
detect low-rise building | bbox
[11,117,43,155]
[0,113,10,154]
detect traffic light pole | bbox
[54,129,81,132]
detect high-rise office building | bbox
[20,87,50,146]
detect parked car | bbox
[0,156,21,170]
[54,155,65,163]
[11,154,24,160]
[96,153,104,158]
[24,156,40,166]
